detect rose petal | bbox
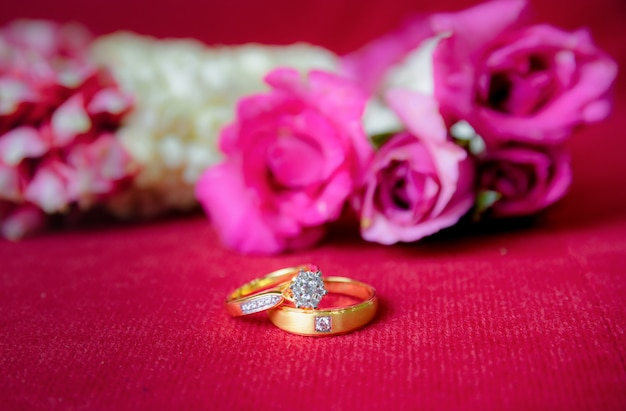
[266,134,325,188]
[306,70,367,125]
[195,161,290,254]
[431,0,528,50]
[382,34,445,96]
[385,88,447,144]
[51,94,91,146]
[0,126,48,165]
[89,134,134,181]
[87,88,133,115]
[23,161,73,213]
[340,14,435,94]
[0,161,23,201]
[0,78,38,115]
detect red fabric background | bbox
[2,0,626,409]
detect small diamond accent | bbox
[315,316,332,333]
[290,268,327,309]
[240,294,282,315]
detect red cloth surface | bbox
[2,0,626,409]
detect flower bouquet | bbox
[0,0,617,253]
[196,0,617,253]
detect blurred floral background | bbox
[0,0,621,254]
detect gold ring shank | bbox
[267,276,377,336]
[224,265,312,316]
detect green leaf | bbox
[370,131,397,149]
[474,190,501,220]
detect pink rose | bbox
[354,90,474,245]
[195,68,372,254]
[433,0,617,144]
[477,143,572,217]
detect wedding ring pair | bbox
[225,265,378,336]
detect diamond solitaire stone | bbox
[315,316,332,333]
[289,268,327,309]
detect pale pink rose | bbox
[196,68,372,254]
[433,0,617,144]
[0,20,135,239]
[355,90,474,245]
[478,143,571,217]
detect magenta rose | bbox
[354,90,474,244]
[195,68,372,254]
[478,143,571,217]
[433,0,617,144]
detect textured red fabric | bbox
[2,0,626,410]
